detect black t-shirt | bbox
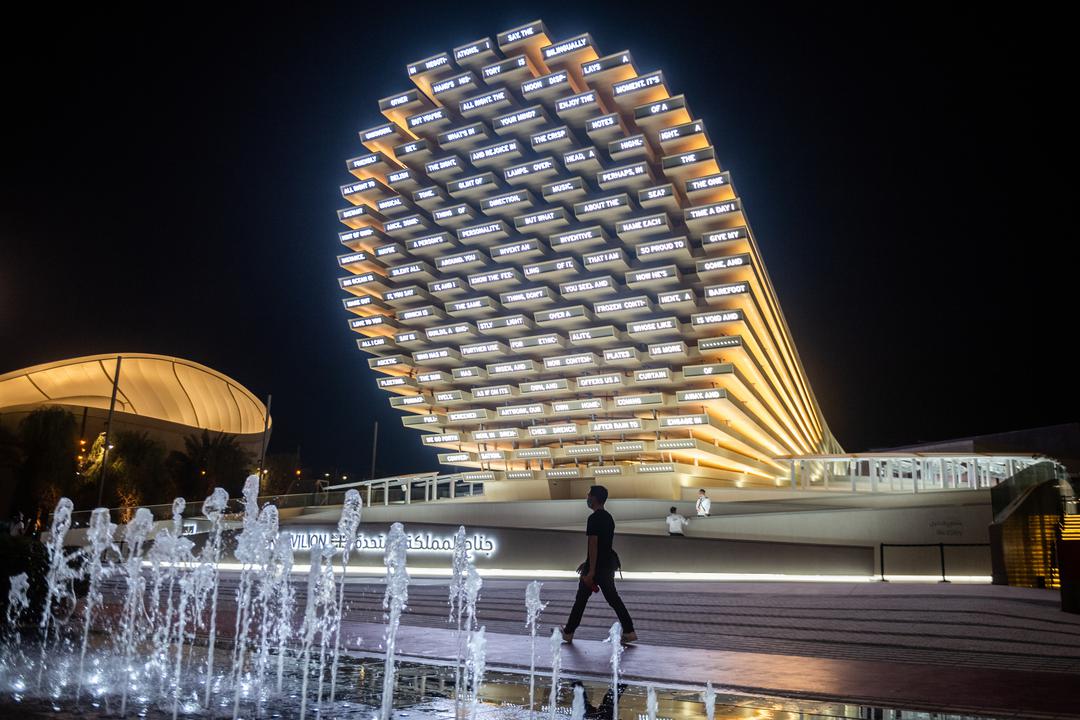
[586,508,616,574]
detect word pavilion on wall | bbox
[335,20,840,498]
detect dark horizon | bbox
[1,2,1073,475]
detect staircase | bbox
[988,465,1076,588]
[1049,505,1075,587]
[1061,512,1080,541]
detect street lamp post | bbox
[370,421,379,479]
[96,355,122,507]
[257,393,272,476]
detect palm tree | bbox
[0,424,24,520]
[167,430,253,499]
[14,407,78,519]
[80,430,170,516]
[262,451,303,496]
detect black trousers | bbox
[564,574,634,634]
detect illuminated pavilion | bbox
[0,353,270,456]
[336,20,843,501]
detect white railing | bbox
[327,471,485,507]
[781,454,1062,493]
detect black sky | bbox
[1,2,1074,476]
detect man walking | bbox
[666,506,688,536]
[696,489,712,517]
[561,485,636,644]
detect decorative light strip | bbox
[144,562,989,584]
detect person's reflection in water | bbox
[572,680,627,719]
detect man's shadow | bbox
[572,680,628,720]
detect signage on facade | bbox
[287,528,497,558]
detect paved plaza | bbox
[100,576,1080,716]
[332,578,1080,717]
[335,579,1080,673]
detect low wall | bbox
[60,492,988,579]
[274,520,874,577]
[286,494,990,578]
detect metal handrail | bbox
[56,475,488,527]
[781,454,1063,494]
[879,542,991,582]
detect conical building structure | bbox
[336,20,841,500]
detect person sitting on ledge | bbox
[666,506,688,536]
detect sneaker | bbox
[620,631,637,645]
[560,627,574,643]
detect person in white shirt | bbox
[696,489,712,517]
[666,507,688,536]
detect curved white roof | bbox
[0,353,268,436]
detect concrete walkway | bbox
[103,576,1080,716]
[340,620,1077,718]
[332,579,1080,674]
[331,579,1080,717]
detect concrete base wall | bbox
[313,490,993,577]
[483,474,692,502]
[482,478,571,502]
[276,520,875,577]
[618,496,992,576]
[296,497,675,530]
[568,475,682,501]
[668,503,992,546]
[63,490,989,580]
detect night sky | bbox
[1,2,1073,477]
